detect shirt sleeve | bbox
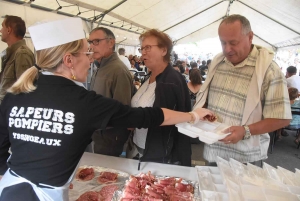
[0,96,11,174]
[262,62,292,119]
[86,91,164,131]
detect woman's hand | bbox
[193,108,216,122]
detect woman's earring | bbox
[71,73,76,80]
[71,68,76,80]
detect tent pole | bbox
[176,18,223,42]
[163,1,224,32]
[253,34,276,51]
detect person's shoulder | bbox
[265,61,284,75]
[15,44,34,57]
[292,100,300,108]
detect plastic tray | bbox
[176,121,230,144]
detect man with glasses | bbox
[88,27,134,157]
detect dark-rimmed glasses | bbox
[140,45,159,52]
[87,38,110,45]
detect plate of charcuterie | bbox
[69,165,129,201]
[112,171,201,201]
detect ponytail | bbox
[7,66,39,94]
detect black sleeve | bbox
[0,96,11,174]
[86,91,164,131]
[108,106,164,129]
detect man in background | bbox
[118,47,131,69]
[89,27,134,156]
[0,15,34,104]
[286,66,300,91]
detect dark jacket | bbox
[0,39,35,103]
[141,64,192,166]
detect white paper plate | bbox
[176,121,231,144]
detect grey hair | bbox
[90,27,116,51]
[220,14,252,35]
[118,47,125,55]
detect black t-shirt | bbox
[0,74,164,186]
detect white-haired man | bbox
[195,14,291,166]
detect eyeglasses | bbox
[75,51,94,59]
[87,38,110,45]
[140,45,159,52]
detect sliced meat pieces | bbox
[76,191,102,201]
[76,168,95,181]
[175,183,193,193]
[97,171,118,184]
[121,172,194,201]
[98,184,119,201]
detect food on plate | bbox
[76,168,95,181]
[98,184,119,201]
[97,171,118,184]
[69,183,73,189]
[204,114,217,122]
[76,191,101,201]
[120,171,194,201]
[76,185,119,201]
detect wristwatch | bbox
[243,125,251,140]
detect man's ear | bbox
[110,39,116,49]
[7,26,12,35]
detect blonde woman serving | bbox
[0,18,214,201]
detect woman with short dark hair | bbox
[128,29,192,166]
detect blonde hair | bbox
[8,39,84,94]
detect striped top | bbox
[203,46,291,163]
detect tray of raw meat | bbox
[112,171,201,201]
[69,165,129,201]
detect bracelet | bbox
[188,112,195,124]
[188,112,200,124]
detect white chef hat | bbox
[28,18,85,51]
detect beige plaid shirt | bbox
[204,46,291,163]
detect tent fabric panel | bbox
[68,0,121,10]
[112,0,162,20]
[164,2,227,40]
[177,21,273,50]
[230,3,298,46]
[31,0,73,10]
[113,0,222,31]
[177,20,220,44]
[240,0,300,34]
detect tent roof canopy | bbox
[3,0,300,50]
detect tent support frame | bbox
[237,0,300,35]
[163,1,224,32]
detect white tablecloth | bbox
[79,152,197,181]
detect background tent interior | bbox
[1,0,300,64]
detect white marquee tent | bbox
[1,0,300,53]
